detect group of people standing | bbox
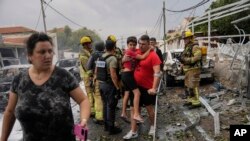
[0,30,202,141]
[79,34,163,139]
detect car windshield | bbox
[58,59,77,68]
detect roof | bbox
[0,26,36,34]
[3,37,27,46]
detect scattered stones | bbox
[227,99,236,106]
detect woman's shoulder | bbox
[14,68,28,79]
[54,66,71,75]
[11,68,29,88]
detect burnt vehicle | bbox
[0,64,30,111]
[0,57,21,69]
[163,48,215,86]
[56,58,81,82]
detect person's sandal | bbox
[133,115,144,123]
[120,115,130,123]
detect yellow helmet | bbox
[107,35,117,43]
[80,36,92,44]
[182,31,193,39]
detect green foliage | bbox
[195,0,250,35]
[64,25,72,37]
[55,25,101,52]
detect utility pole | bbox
[40,0,47,33]
[208,9,211,48]
[121,36,125,49]
[163,1,166,53]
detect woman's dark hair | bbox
[26,32,53,56]
[127,36,137,44]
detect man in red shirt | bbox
[123,35,162,139]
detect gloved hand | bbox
[180,55,185,63]
[180,56,191,64]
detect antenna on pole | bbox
[40,0,47,33]
[163,1,166,53]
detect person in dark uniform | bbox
[150,37,164,70]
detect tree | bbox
[195,0,250,35]
[54,25,101,52]
[64,25,72,38]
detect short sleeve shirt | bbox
[123,49,138,70]
[102,53,118,75]
[11,67,79,141]
[134,50,162,89]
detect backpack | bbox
[96,54,114,82]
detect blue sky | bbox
[0,0,213,41]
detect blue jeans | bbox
[99,82,118,128]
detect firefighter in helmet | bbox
[107,35,123,70]
[180,31,202,108]
[86,41,105,124]
[79,36,95,114]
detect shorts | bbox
[121,71,138,91]
[129,86,156,107]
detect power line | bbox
[166,11,183,24]
[182,9,196,31]
[149,12,163,36]
[149,12,162,35]
[166,0,209,13]
[35,8,42,30]
[35,0,52,30]
[157,15,163,39]
[43,1,85,28]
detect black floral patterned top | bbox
[11,67,79,141]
